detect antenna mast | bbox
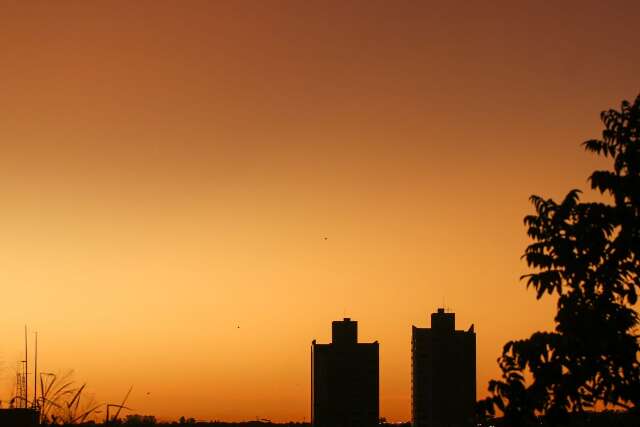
[24,325,28,409]
[16,362,22,408]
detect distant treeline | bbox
[54,421,311,427]
[481,410,640,427]
[55,419,411,427]
[50,411,639,427]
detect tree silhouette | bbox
[480,94,640,426]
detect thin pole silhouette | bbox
[24,325,28,409]
[33,332,38,409]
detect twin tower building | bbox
[311,309,476,427]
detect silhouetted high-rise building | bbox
[311,318,379,427]
[412,309,476,427]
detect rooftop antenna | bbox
[24,325,28,409]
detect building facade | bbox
[311,318,379,427]
[411,309,476,427]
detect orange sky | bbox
[0,0,639,422]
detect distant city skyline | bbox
[1,0,639,422]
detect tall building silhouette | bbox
[311,318,379,427]
[412,309,476,427]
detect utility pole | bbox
[24,325,28,409]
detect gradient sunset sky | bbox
[1,0,639,422]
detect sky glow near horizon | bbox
[0,0,639,422]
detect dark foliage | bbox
[63,422,412,427]
[56,423,312,427]
[123,414,158,425]
[479,94,640,426]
